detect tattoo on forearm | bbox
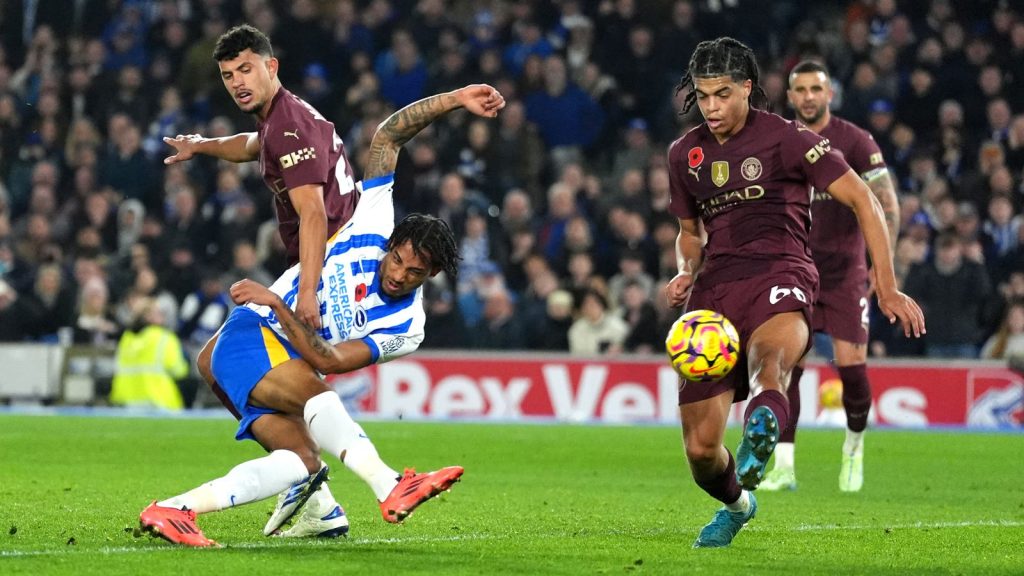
[869,173,900,248]
[365,93,459,179]
[278,305,334,360]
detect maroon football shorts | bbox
[811,275,870,344]
[677,269,817,405]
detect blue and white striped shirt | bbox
[246,173,425,363]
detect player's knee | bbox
[684,437,719,468]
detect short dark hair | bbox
[213,24,273,62]
[674,36,769,114]
[789,60,830,81]
[388,214,460,279]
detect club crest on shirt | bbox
[354,307,367,329]
[711,161,729,187]
[741,157,762,181]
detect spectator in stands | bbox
[0,278,37,342]
[421,276,467,350]
[220,239,274,289]
[72,276,120,346]
[110,297,189,411]
[619,278,661,354]
[524,54,604,166]
[375,29,428,108]
[469,286,527,350]
[533,288,574,352]
[25,262,76,340]
[178,268,231,355]
[904,233,992,358]
[981,300,1024,360]
[568,288,628,355]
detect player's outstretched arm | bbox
[827,170,925,337]
[363,84,504,180]
[229,279,373,374]
[163,132,259,164]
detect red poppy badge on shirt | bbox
[688,147,704,169]
[355,283,367,302]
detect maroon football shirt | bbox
[808,115,887,283]
[667,108,851,285]
[258,88,359,265]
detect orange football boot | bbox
[139,501,219,547]
[379,466,464,523]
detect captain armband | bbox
[861,167,889,183]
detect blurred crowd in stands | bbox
[0,0,1023,364]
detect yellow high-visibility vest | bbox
[110,325,189,410]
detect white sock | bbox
[158,450,307,514]
[843,430,864,456]
[773,442,795,470]
[306,483,340,516]
[725,490,751,513]
[304,391,399,501]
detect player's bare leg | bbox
[833,337,870,492]
[252,414,347,537]
[198,335,344,534]
[682,390,757,548]
[736,312,807,490]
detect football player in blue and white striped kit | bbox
[139,84,505,547]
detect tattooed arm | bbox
[228,279,372,374]
[866,169,900,250]
[363,84,505,180]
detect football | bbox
[665,309,741,382]
[819,377,844,409]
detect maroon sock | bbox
[780,365,803,443]
[744,388,790,436]
[694,451,742,505]
[839,364,871,432]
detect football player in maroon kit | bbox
[665,38,925,548]
[164,24,357,331]
[162,24,361,538]
[760,60,901,494]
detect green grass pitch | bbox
[1,414,1022,575]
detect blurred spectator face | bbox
[523,254,550,283]
[118,124,142,154]
[439,174,466,208]
[988,195,1014,225]
[892,123,915,149]
[468,120,491,151]
[80,277,109,315]
[500,100,525,131]
[35,264,63,299]
[622,211,648,241]
[568,252,594,281]
[978,66,1003,97]
[910,68,933,95]
[988,167,1013,195]
[1006,304,1024,335]
[1013,23,1024,50]
[547,184,576,218]
[580,291,606,323]
[935,237,963,273]
[564,216,592,249]
[978,141,1005,172]
[160,87,182,114]
[27,214,51,243]
[501,189,531,223]
[32,161,58,187]
[622,281,647,310]
[234,242,258,270]
[85,193,111,226]
[479,49,501,76]
[559,163,585,190]
[118,66,143,92]
[851,62,877,89]
[135,267,158,294]
[916,37,943,67]
[482,289,513,322]
[130,243,150,270]
[965,37,992,66]
[620,169,645,197]
[542,56,568,95]
[847,19,869,50]
[941,21,964,51]
[546,290,573,319]
[392,31,420,71]
[938,100,963,128]
[628,26,653,58]
[29,185,56,216]
[465,211,487,239]
[75,227,102,255]
[217,45,279,116]
[987,99,1011,131]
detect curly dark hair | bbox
[674,37,770,115]
[388,214,460,279]
[213,24,273,61]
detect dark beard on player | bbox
[799,106,826,125]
